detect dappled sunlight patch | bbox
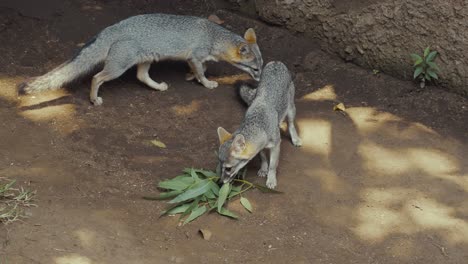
[359,141,412,175]
[347,107,402,135]
[296,118,331,157]
[55,254,92,264]
[300,84,337,101]
[171,100,201,116]
[0,75,22,102]
[305,168,348,194]
[21,104,75,122]
[19,89,69,108]
[20,104,82,135]
[354,188,468,244]
[408,148,459,176]
[407,198,468,244]
[354,188,421,241]
[359,142,467,190]
[74,229,96,248]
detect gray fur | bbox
[217,61,302,189]
[19,13,263,105]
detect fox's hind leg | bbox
[188,59,218,89]
[287,83,302,147]
[137,62,168,91]
[257,150,268,177]
[186,62,206,81]
[90,40,140,105]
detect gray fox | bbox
[18,13,263,105]
[216,61,302,189]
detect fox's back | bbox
[100,13,237,57]
[250,62,291,117]
[241,62,292,136]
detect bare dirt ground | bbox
[1,1,467,263]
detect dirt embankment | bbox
[224,0,468,96]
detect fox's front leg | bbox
[188,59,218,89]
[266,142,281,189]
[186,62,206,81]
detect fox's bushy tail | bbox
[18,37,108,94]
[239,83,257,106]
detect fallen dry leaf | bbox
[150,139,166,148]
[208,14,224,25]
[199,229,212,240]
[333,103,346,112]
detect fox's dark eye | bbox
[225,167,232,172]
[239,46,249,55]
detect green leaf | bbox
[413,66,423,79]
[231,185,242,193]
[413,57,423,66]
[208,200,218,211]
[166,204,192,215]
[143,190,182,200]
[425,74,432,81]
[168,180,211,204]
[253,183,283,194]
[158,176,194,191]
[424,47,430,57]
[209,181,220,196]
[193,169,218,178]
[427,61,440,72]
[159,202,184,217]
[240,197,253,213]
[410,53,422,63]
[190,168,200,180]
[204,189,216,199]
[228,185,242,198]
[217,183,231,212]
[218,207,238,219]
[179,197,201,220]
[426,50,438,62]
[427,69,438,80]
[183,205,207,225]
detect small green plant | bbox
[411,47,440,88]
[144,168,281,225]
[0,179,36,224]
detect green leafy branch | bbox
[411,47,440,88]
[144,168,281,225]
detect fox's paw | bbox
[156,82,168,91]
[292,137,302,147]
[202,80,218,89]
[91,97,103,106]
[266,177,277,189]
[185,73,195,81]
[257,169,268,178]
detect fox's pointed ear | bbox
[244,28,257,44]
[231,134,246,154]
[217,127,232,145]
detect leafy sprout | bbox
[411,47,440,88]
[144,168,281,225]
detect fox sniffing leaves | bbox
[18,13,263,105]
[217,61,302,189]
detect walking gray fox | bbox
[217,61,302,189]
[18,13,263,105]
